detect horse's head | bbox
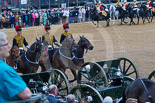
[62,36,76,49]
[78,36,93,50]
[29,37,43,54]
[10,46,19,59]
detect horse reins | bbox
[59,47,75,60]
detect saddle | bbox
[52,48,58,62]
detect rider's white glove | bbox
[26,46,29,49]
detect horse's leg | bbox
[92,20,96,25]
[137,17,139,25]
[146,16,150,23]
[121,18,123,25]
[106,18,110,27]
[97,19,99,28]
[113,13,115,25]
[69,69,77,83]
[150,10,153,22]
[143,17,145,24]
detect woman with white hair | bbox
[0,32,32,102]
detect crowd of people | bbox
[0,6,92,29]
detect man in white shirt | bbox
[65,8,70,23]
[62,8,66,23]
[81,7,86,22]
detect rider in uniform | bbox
[60,23,73,44]
[122,0,128,10]
[146,0,152,16]
[133,0,139,17]
[42,24,60,63]
[115,0,121,7]
[13,25,29,55]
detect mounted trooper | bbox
[146,0,152,15]
[13,25,29,55]
[122,0,128,10]
[115,0,122,7]
[133,0,139,17]
[42,24,60,63]
[60,23,73,44]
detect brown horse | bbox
[16,38,43,73]
[122,78,155,103]
[70,36,94,82]
[6,46,20,68]
[39,36,93,82]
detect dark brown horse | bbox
[39,36,93,82]
[70,36,94,82]
[122,78,155,103]
[6,46,20,68]
[17,38,43,73]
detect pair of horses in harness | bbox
[39,36,93,82]
[7,36,93,82]
[7,38,43,73]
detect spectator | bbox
[39,11,43,26]
[32,11,35,26]
[47,84,61,103]
[10,12,15,28]
[62,8,66,23]
[0,32,32,102]
[18,15,22,26]
[0,14,3,29]
[43,10,47,25]
[35,11,39,26]
[5,14,11,28]
[2,14,6,28]
[15,12,19,25]
[72,7,78,23]
[66,8,70,23]
[66,94,75,103]
[81,7,86,22]
[103,96,113,103]
[69,9,73,23]
[78,8,82,23]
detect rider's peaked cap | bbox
[44,24,51,30]
[63,23,69,29]
[15,25,22,31]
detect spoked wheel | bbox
[70,84,103,103]
[117,58,139,79]
[49,69,70,98]
[148,71,155,81]
[77,62,108,89]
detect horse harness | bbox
[139,78,153,102]
[24,47,41,64]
